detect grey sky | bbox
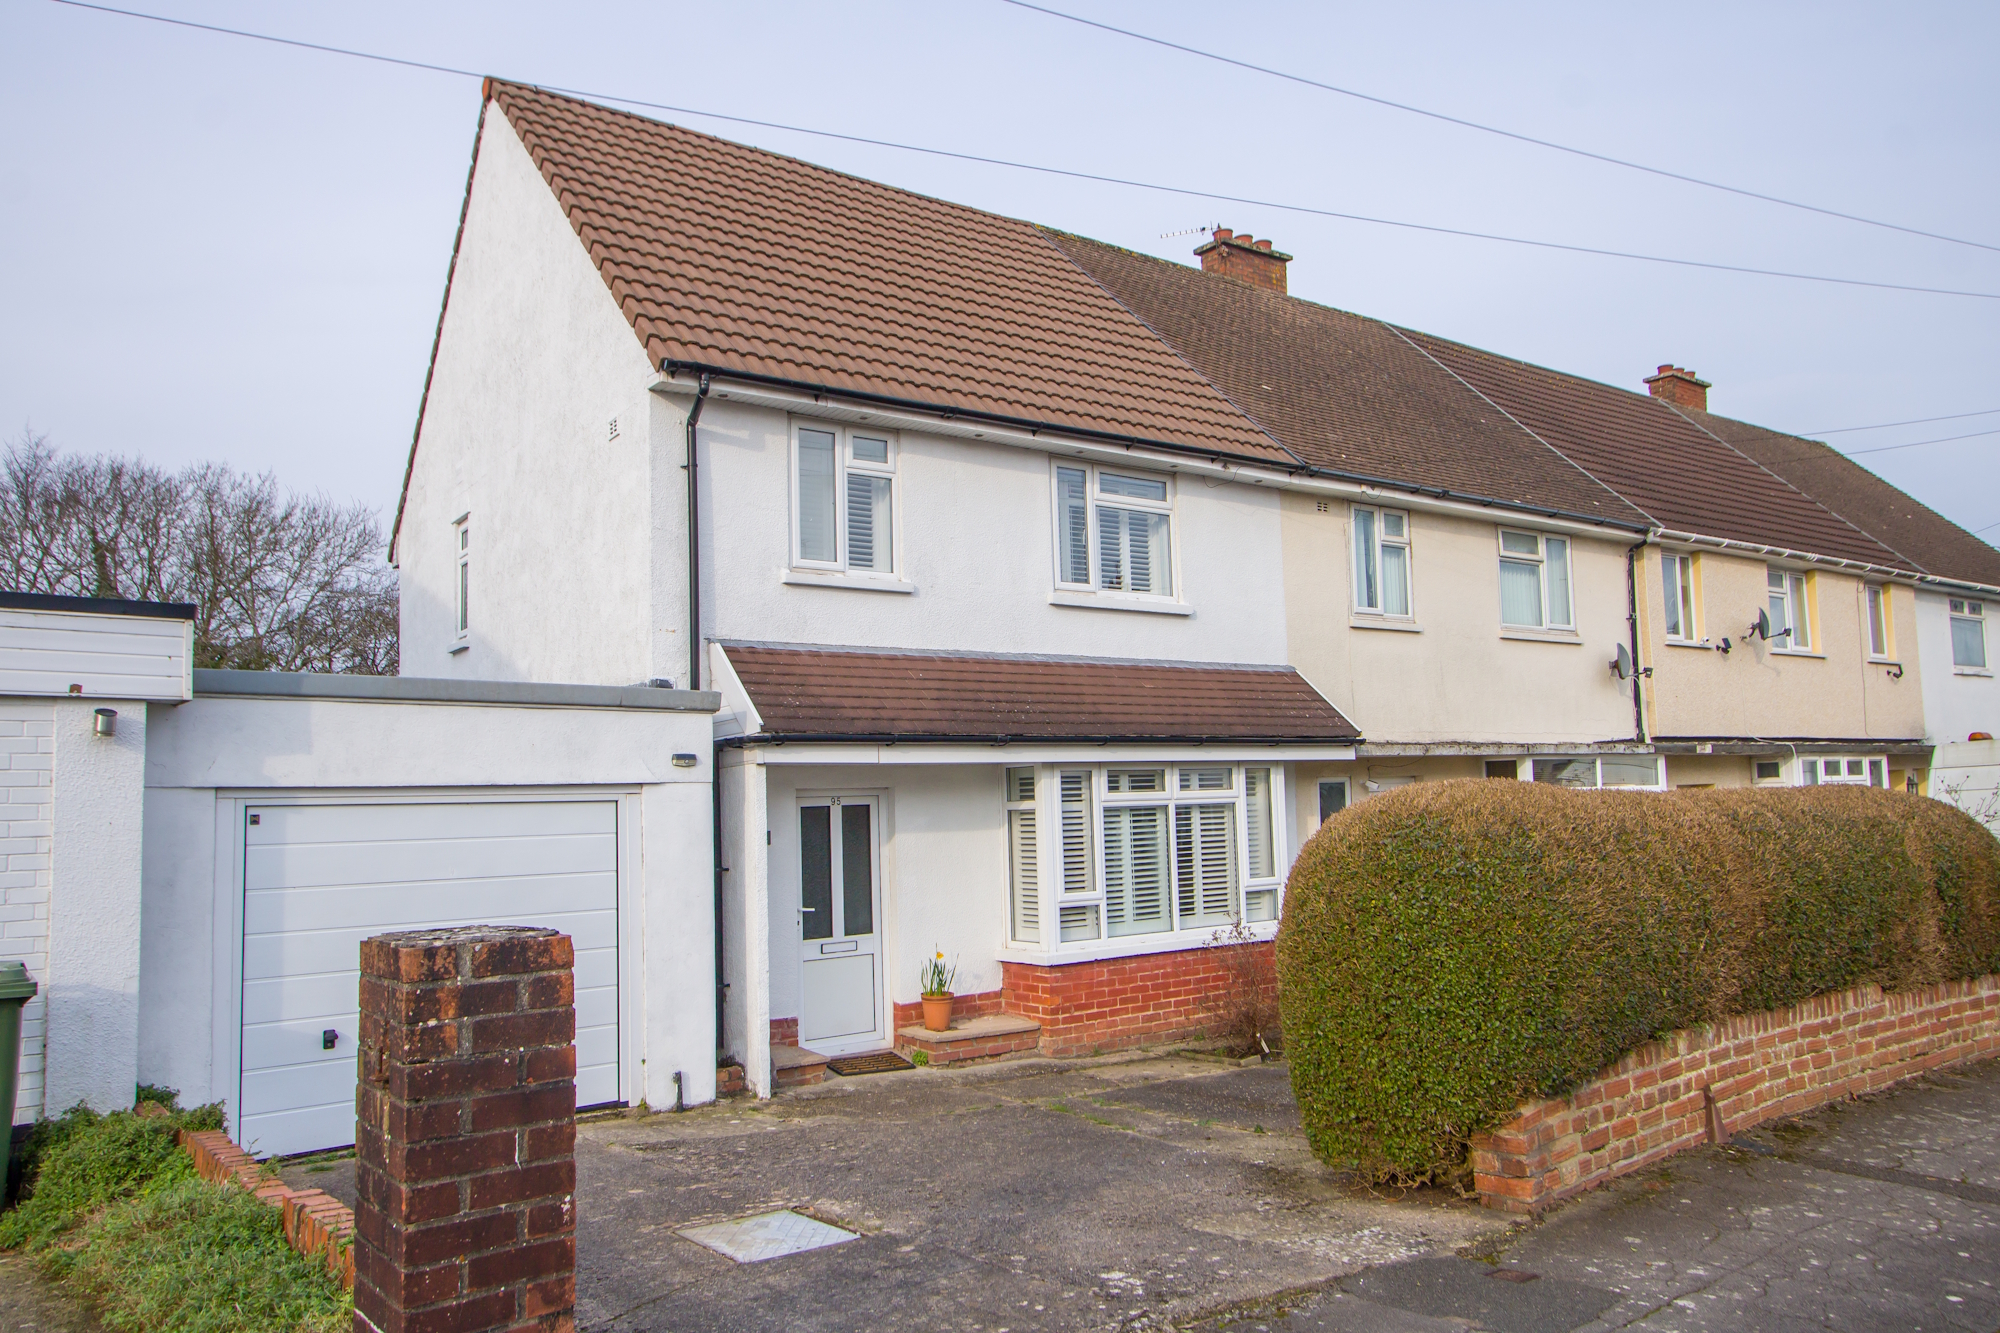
[4,1,1996,549]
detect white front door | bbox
[239,799,621,1158]
[796,796,886,1056]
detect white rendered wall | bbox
[716,749,770,1096]
[138,694,717,1113]
[47,698,147,1115]
[1916,590,1998,748]
[0,702,54,1121]
[691,400,1291,668]
[0,610,191,702]
[396,106,665,687]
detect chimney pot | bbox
[1193,225,1293,295]
[1644,363,1712,412]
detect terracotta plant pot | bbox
[921,994,953,1032]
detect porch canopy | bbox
[712,641,1361,747]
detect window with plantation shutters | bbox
[1051,461,1174,599]
[792,423,896,575]
[1005,768,1039,943]
[1243,768,1278,922]
[1057,770,1097,941]
[1174,803,1236,928]
[1103,805,1169,937]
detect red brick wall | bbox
[769,1017,798,1047]
[1473,974,2000,1214]
[890,987,1004,1032]
[353,926,578,1333]
[1002,941,1275,1057]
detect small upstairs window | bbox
[1662,553,1698,641]
[1865,585,1894,660]
[1054,463,1173,597]
[795,424,896,574]
[1498,529,1573,630]
[1767,568,1813,651]
[1951,598,1987,669]
[453,515,470,640]
[1352,505,1412,617]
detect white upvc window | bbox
[1800,756,1888,788]
[1766,567,1814,651]
[1865,584,1895,660]
[1662,552,1698,642]
[1053,463,1174,597]
[1498,529,1573,630]
[1950,598,1988,669]
[1007,763,1285,951]
[793,423,897,574]
[1352,505,1412,617]
[453,514,470,640]
[1528,755,1664,789]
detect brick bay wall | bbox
[1002,940,1274,1057]
[1472,973,2000,1214]
[353,925,578,1333]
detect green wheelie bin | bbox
[0,962,37,1187]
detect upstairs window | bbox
[1662,553,1697,641]
[1499,529,1573,630]
[1865,585,1894,660]
[1352,506,1412,617]
[453,515,470,639]
[1767,568,1813,651]
[795,425,896,574]
[1951,598,1988,669]
[1054,463,1173,597]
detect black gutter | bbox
[658,359,1652,536]
[717,732,1363,748]
[0,591,196,620]
[683,373,712,690]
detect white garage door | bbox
[239,800,620,1158]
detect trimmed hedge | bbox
[1276,782,2000,1186]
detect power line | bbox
[1840,427,2000,457]
[999,0,2000,256]
[1802,407,2000,435]
[40,0,2000,302]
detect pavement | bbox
[0,1255,105,1333]
[10,1048,1975,1333]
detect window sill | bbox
[1769,649,1827,660]
[447,643,469,656]
[1048,590,1193,617]
[1868,657,1903,667]
[783,570,916,595]
[1955,667,1994,678]
[1664,638,1724,651]
[1350,615,1421,633]
[1499,627,1582,644]
[996,920,1278,967]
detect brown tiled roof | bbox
[1680,409,2000,590]
[486,82,1291,464]
[719,643,1360,743]
[1394,331,1912,570]
[1047,233,1648,528]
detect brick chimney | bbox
[1644,364,1710,412]
[1193,228,1291,295]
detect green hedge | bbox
[1276,782,2000,1186]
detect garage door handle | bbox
[323,1029,339,1050]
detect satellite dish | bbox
[1610,643,1634,680]
[1752,608,1772,640]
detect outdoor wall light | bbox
[671,753,699,768]
[92,708,117,738]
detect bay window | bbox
[1054,463,1173,597]
[1004,763,1284,951]
[1499,529,1573,630]
[794,424,896,574]
[1352,505,1412,617]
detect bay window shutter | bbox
[1057,770,1098,940]
[1174,803,1237,926]
[1244,768,1274,880]
[1104,805,1168,936]
[1008,808,1040,942]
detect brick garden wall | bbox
[1001,940,1274,1057]
[1472,973,2000,1213]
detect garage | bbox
[236,798,623,1157]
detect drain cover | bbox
[679,1209,858,1263]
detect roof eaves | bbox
[722,731,1362,747]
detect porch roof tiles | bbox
[718,643,1360,744]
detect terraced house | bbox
[391,80,1998,1100]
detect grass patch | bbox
[0,1098,350,1332]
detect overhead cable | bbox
[38,0,2000,302]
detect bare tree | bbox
[0,429,398,674]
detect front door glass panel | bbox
[799,806,833,940]
[841,804,873,936]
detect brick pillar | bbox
[353,926,577,1333]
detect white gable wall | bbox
[397,107,668,687]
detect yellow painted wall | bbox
[1636,549,1924,740]
[1279,492,1639,744]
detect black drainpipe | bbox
[1626,541,1648,742]
[682,372,712,691]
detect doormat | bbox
[679,1209,857,1263]
[826,1051,914,1076]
